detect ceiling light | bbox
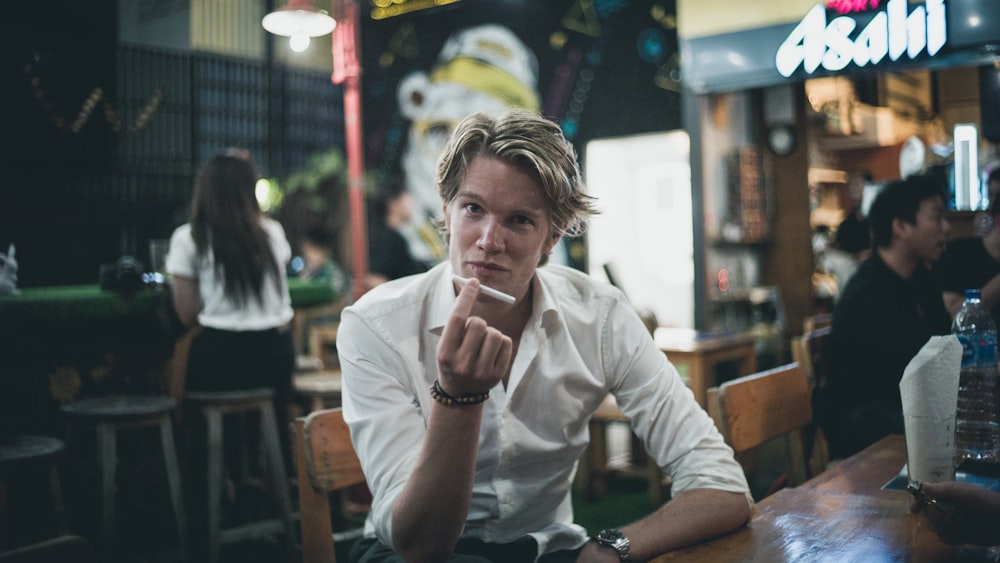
[262,0,336,46]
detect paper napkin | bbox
[899,335,962,483]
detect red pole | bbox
[332,0,368,301]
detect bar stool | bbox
[0,435,68,549]
[60,396,187,563]
[184,388,294,563]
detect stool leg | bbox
[258,403,295,560]
[0,478,8,549]
[97,422,116,563]
[158,414,188,560]
[48,463,68,537]
[205,408,223,563]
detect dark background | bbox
[1,0,680,288]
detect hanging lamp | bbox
[262,0,336,52]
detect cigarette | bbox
[452,275,516,304]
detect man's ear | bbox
[891,217,911,241]
[544,225,566,255]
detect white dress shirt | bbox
[338,261,750,558]
[165,217,293,331]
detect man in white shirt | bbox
[338,109,751,562]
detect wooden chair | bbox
[295,408,366,563]
[790,326,833,474]
[791,326,831,389]
[706,362,814,497]
[802,312,832,333]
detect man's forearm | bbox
[618,488,751,561]
[391,402,484,562]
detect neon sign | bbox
[826,0,880,15]
[775,0,946,78]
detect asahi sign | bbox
[775,0,946,77]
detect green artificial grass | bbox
[571,473,658,535]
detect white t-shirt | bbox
[165,217,294,331]
[338,261,751,558]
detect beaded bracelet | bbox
[429,379,490,406]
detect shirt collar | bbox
[427,264,561,335]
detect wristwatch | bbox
[594,528,631,562]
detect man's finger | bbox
[440,277,482,352]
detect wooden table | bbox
[654,328,757,407]
[653,435,997,562]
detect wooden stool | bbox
[0,435,68,550]
[184,388,294,563]
[292,369,343,413]
[60,396,187,563]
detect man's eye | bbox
[465,203,483,213]
[511,215,532,226]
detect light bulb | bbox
[290,32,310,52]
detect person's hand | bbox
[436,277,512,397]
[910,481,1000,546]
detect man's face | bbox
[900,196,950,263]
[443,155,558,303]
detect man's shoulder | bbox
[834,257,896,309]
[170,222,193,239]
[538,264,624,303]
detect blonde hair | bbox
[435,109,598,244]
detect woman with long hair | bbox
[165,148,295,464]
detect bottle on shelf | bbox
[952,289,1000,463]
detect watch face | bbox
[596,529,630,560]
[768,125,796,156]
[597,529,625,542]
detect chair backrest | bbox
[791,325,833,473]
[802,312,832,334]
[707,362,813,489]
[791,325,832,390]
[295,408,366,563]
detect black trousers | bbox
[180,325,295,547]
[350,536,585,563]
[185,325,296,469]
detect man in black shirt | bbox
[937,168,1000,327]
[821,174,952,458]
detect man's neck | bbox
[877,246,920,280]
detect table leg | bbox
[688,360,708,408]
[738,347,757,377]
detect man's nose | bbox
[477,219,504,251]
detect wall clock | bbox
[768,124,796,156]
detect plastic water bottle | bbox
[952,289,1000,463]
